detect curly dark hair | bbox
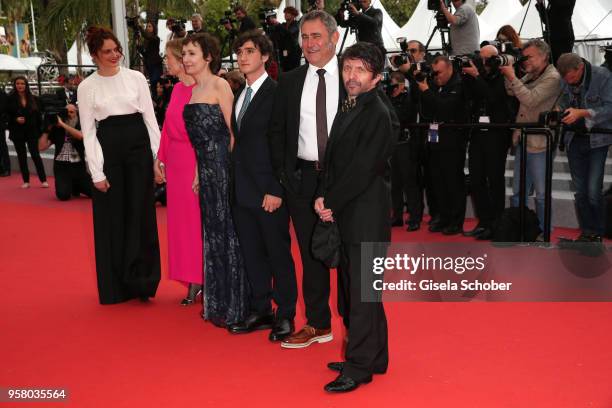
[85,26,123,59]
[340,42,384,77]
[182,33,221,74]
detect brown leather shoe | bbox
[280,325,333,349]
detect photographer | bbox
[557,53,612,243]
[501,39,561,235]
[235,5,257,33]
[338,0,385,56]
[188,13,206,35]
[439,0,480,56]
[417,55,468,235]
[536,0,575,65]
[308,0,325,12]
[388,71,422,231]
[166,19,187,41]
[281,7,302,72]
[390,39,426,74]
[136,21,163,91]
[462,45,515,240]
[38,104,91,201]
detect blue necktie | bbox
[237,86,252,130]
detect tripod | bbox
[221,32,236,68]
[337,24,357,56]
[426,25,451,54]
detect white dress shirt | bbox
[234,71,269,121]
[298,55,340,161]
[77,67,161,183]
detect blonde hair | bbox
[165,39,183,60]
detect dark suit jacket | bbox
[536,0,575,41]
[6,94,42,141]
[316,88,395,244]
[231,76,283,207]
[239,16,257,33]
[268,62,346,194]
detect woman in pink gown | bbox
[155,39,203,305]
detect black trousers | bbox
[392,137,426,223]
[233,203,297,319]
[92,113,160,304]
[12,137,46,183]
[423,143,439,219]
[285,164,334,329]
[54,161,92,201]
[339,242,388,382]
[429,148,467,229]
[468,131,509,227]
[551,38,574,66]
[0,130,10,174]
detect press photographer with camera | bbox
[337,0,385,56]
[235,5,257,34]
[38,104,92,201]
[280,7,302,72]
[416,55,468,235]
[501,39,561,235]
[556,52,612,243]
[536,0,576,65]
[388,71,422,231]
[133,20,163,91]
[390,39,426,74]
[438,0,480,56]
[188,13,206,35]
[166,18,187,41]
[461,45,516,240]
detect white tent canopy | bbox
[479,0,523,40]
[0,54,33,71]
[67,41,94,68]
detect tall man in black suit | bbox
[536,0,576,65]
[268,10,345,349]
[315,42,394,393]
[228,30,298,342]
[342,0,386,56]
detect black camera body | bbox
[428,0,451,11]
[480,40,526,69]
[171,19,186,34]
[337,0,361,26]
[413,61,433,83]
[125,16,139,29]
[450,53,480,71]
[40,91,68,126]
[538,110,569,128]
[390,38,411,67]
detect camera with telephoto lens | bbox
[219,10,235,26]
[390,37,410,67]
[413,61,433,82]
[480,40,527,69]
[125,15,139,29]
[40,91,68,126]
[170,18,187,34]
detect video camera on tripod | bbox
[428,0,451,29]
[259,7,277,34]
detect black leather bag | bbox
[311,220,341,268]
[492,206,541,243]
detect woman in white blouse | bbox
[77,26,161,305]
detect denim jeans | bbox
[566,136,610,235]
[511,149,547,232]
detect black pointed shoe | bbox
[228,312,274,334]
[463,225,486,237]
[324,374,371,393]
[327,361,387,375]
[269,317,294,342]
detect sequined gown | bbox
[183,103,248,326]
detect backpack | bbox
[492,207,542,243]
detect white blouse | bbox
[77,67,161,183]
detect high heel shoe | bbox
[180,283,203,306]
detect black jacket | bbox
[317,88,395,243]
[463,70,516,125]
[338,7,385,54]
[389,90,417,142]
[6,94,42,141]
[239,16,257,33]
[536,0,575,41]
[268,63,346,194]
[232,77,283,207]
[0,90,7,131]
[419,72,469,150]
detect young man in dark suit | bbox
[228,30,298,342]
[315,42,395,393]
[268,10,346,349]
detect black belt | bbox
[296,158,323,171]
[98,112,143,128]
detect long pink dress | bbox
[157,82,203,285]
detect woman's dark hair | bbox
[283,6,299,17]
[10,76,38,110]
[85,26,123,59]
[341,42,384,77]
[182,33,221,74]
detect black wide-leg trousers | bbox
[92,113,160,305]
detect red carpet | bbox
[1,174,612,407]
